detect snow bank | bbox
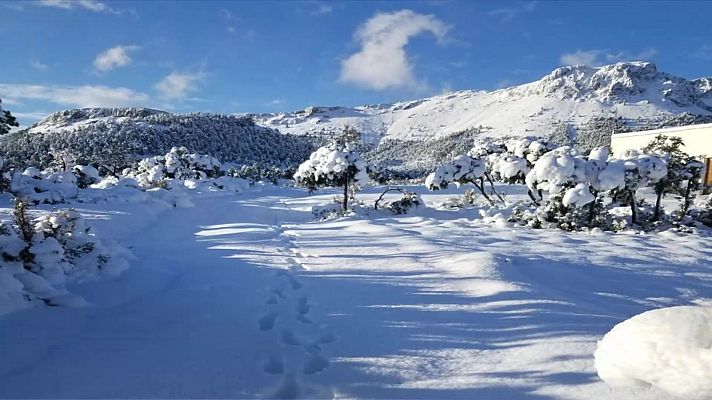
[0,210,132,316]
[594,306,712,399]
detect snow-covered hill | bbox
[6,62,712,173]
[1,109,315,170]
[252,62,712,144]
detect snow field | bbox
[0,184,710,399]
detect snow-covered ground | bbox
[0,185,710,399]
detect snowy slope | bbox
[0,185,710,398]
[252,62,712,143]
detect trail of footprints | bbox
[258,226,335,398]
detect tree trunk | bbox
[484,173,505,203]
[528,189,540,205]
[342,176,349,211]
[653,182,664,221]
[588,190,598,225]
[681,179,693,220]
[629,190,638,224]
[475,178,494,205]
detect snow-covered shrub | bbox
[374,188,423,215]
[10,168,79,204]
[294,129,370,211]
[518,146,619,230]
[228,164,293,185]
[505,137,553,167]
[425,155,498,204]
[643,135,704,220]
[124,146,223,188]
[490,154,530,184]
[598,150,667,224]
[0,202,130,315]
[311,202,346,220]
[594,306,712,400]
[72,165,101,188]
[34,210,129,279]
[691,193,712,228]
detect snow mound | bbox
[594,306,712,399]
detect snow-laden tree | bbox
[597,150,667,224]
[294,128,370,211]
[525,147,587,200]
[0,99,19,135]
[0,201,129,314]
[425,155,495,204]
[506,137,553,167]
[124,146,223,188]
[72,165,101,189]
[468,139,506,201]
[643,135,704,220]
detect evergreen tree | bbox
[643,135,702,220]
[0,99,19,135]
[293,126,370,211]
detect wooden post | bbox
[704,158,712,194]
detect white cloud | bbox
[311,3,333,16]
[30,59,48,70]
[339,9,449,91]
[560,49,601,66]
[488,2,537,23]
[37,0,117,13]
[0,83,149,108]
[93,45,139,72]
[154,71,205,100]
[560,48,657,66]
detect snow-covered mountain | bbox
[6,61,712,173]
[252,62,712,144]
[1,108,315,170]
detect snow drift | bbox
[594,306,712,399]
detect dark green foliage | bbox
[643,135,703,220]
[0,99,19,135]
[0,108,315,171]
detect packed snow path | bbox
[1,186,710,399]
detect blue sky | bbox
[1,0,711,126]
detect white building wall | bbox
[610,123,712,158]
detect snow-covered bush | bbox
[490,154,530,184]
[72,165,101,188]
[642,135,704,220]
[425,155,498,204]
[374,188,423,215]
[594,306,712,400]
[505,137,553,167]
[311,201,346,220]
[513,146,620,230]
[598,150,667,224]
[228,164,294,185]
[294,129,370,211]
[124,146,223,188]
[691,193,712,228]
[10,168,79,204]
[0,201,130,315]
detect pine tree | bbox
[0,99,19,135]
[643,135,702,221]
